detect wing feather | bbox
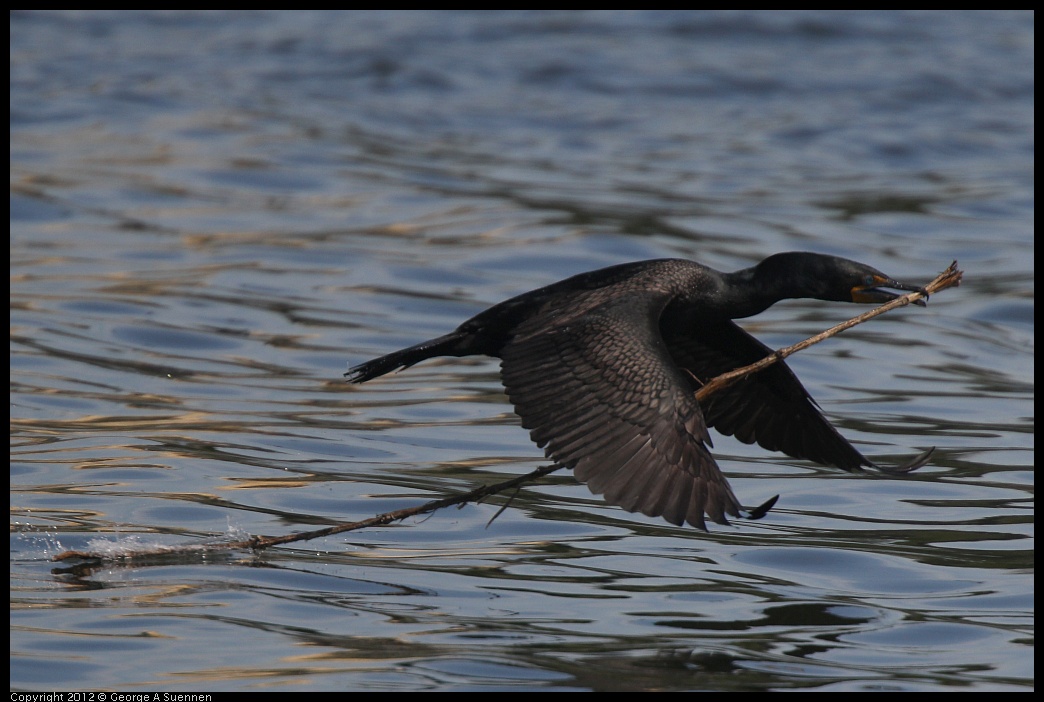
[664,320,869,471]
[500,295,741,529]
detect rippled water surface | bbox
[11,10,1033,692]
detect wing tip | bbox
[870,446,935,475]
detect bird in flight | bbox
[347,252,933,530]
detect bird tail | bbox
[345,331,473,384]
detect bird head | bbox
[757,253,928,306]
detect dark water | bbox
[11,10,1032,692]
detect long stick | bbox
[53,464,565,563]
[52,262,962,564]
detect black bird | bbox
[346,252,933,530]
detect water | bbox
[11,10,1033,692]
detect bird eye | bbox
[864,275,875,287]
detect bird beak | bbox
[851,277,929,306]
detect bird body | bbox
[347,253,930,529]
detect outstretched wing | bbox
[664,320,869,471]
[499,294,741,530]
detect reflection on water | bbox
[11,10,1032,692]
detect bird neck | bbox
[715,266,797,319]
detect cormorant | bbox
[346,252,933,530]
